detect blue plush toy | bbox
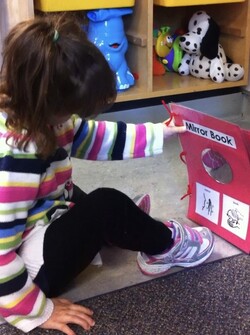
[87,8,135,91]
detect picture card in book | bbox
[171,103,250,253]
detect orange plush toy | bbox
[153,48,165,76]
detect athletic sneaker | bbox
[133,194,151,215]
[137,219,214,275]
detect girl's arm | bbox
[70,115,185,160]
[0,168,53,332]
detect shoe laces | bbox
[164,220,203,259]
[144,221,203,264]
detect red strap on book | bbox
[180,151,187,164]
[180,184,192,200]
[161,100,173,126]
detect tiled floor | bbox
[60,92,249,302]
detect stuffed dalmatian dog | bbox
[178,11,244,83]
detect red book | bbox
[171,103,250,253]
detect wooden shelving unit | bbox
[0,0,34,66]
[1,0,249,104]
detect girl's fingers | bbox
[41,299,95,334]
[54,298,93,315]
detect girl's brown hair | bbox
[0,14,117,158]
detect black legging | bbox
[34,186,173,297]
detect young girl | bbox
[0,14,214,335]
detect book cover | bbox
[171,103,250,253]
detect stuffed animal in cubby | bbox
[154,26,183,73]
[178,11,244,83]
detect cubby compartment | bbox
[116,0,153,102]
[151,1,250,98]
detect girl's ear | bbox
[200,17,220,59]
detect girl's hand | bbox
[40,298,95,335]
[163,118,186,140]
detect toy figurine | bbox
[162,35,183,72]
[155,26,173,58]
[87,8,135,91]
[154,26,183,74]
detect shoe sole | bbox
[137,228,215,276]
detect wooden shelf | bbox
[116,73,248,102]
[154,0,245,7]
[152,73,248,96]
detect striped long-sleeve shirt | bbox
[0,112,164,332]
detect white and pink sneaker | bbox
[137,219,214,275]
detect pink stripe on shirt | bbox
[87,122,106,160]
[56,128,74,147]
[0,187,37,203]
[38,169,72,198]
[0,285,40,317]
[0,252,16,266]
[134,125,146,158]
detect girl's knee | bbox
[89,187,125,201]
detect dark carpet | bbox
[0,254,249,335]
